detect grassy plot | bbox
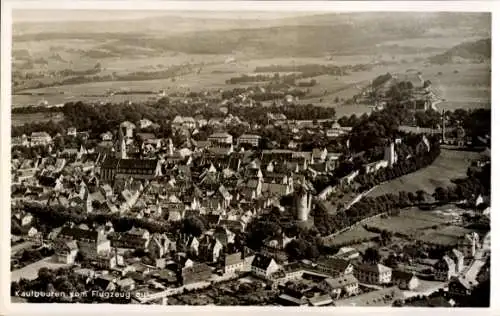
[415,225,477,246]
[12,112,65,126]
[367,149,481,197]
[362,208,453,237]
[322,226,380,247]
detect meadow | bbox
[12,112,65,126]
[363,208,453,237]
[419,63,491,110]
[322,226,380,247]
[415,225,478,246]
[367,149,482,197]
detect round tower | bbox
[295,183,312,222]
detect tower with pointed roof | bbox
[116,127,127,159]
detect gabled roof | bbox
[308,294,333,306]
[225,252,243,266]
[356,263,392,274]
[117,159,159,170]
[251,254,275,270]
[218,185,232,200]
[334,286,403,307]
[209,132,232,138]
[120,121,136,129]
[323,274,359,289]
[239,134,261,140]
[101,157,120,169]
[59,227,98,242]
[392,270,416,282]
[317,257,352,271]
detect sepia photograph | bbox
[2,1,494,312]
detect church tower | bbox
[116,127,127,159]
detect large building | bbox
[30,132,52,147]
[208,132,233,145]
[57,226,110,258]
[100,157,162,182]
[237,134,261,147]
[354,263,392,285]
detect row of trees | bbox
[22,202,174,235]
[12,98,336,138]
[355,139,441,191]
[254,64,348,77]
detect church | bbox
[100,124,162,182]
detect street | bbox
[11,241,35,256]
[11,256,71,282]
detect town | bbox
[10,70,491,307]
[8,10,491,308]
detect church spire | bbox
[116,127,127,159]
[168,138,174,156]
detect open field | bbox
[381,36,486,49]
[11,13,490,120]
[415,225,477,246]
[363,208,454,236]
[12,112,65,126]
[367,149,482,197]
[420,63,490,110]
[322,226,380,247]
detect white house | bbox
[251,254,280,279]
[392,270,419,290]
[224,252,245,274]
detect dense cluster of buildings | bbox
[10,101,490,306]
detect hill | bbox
[428,38,491,64]
[13,12,490,58]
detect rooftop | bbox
[335,286,403,307]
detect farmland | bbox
[419,63,491,111]
[367,149,482,197]
[11,12,490,120]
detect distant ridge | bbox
[429,38,491,65]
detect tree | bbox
[393,299,404,307]
[416,190,426,203]
[182,216,205,237]
[380,230,393,246]
[433,187,449,202]
[384,253,399,268]
[363,247,381,264]
[468,278,490,307]
[285,239,308,261]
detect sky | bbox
[13,10,319,22]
